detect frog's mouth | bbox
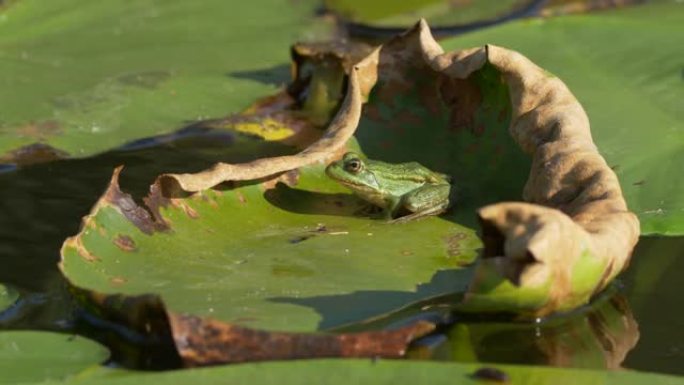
[336,175,380,192]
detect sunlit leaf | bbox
[0,331,109,384]
[325,0,530,29]
[0,0,328,163]
[42,359,684,385]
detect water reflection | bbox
[397,289,639,370]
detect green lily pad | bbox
[325,0,529,28]
[0,331,109,384]
[37,359,684,385]
[440,2,684,235]
[61,165,480,332]
[0,0,327,163]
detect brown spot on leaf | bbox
[440,76,482,134]
[0,142,69,166]
[104,167,169,234]
[64,236,100,262]
[444,232,468,258]
[113,235,137,252]
[15,120,62,140]
[168,313,435,367]
[472,367,510,383]
[173,201,199,219]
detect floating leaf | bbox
[62,165,479,333]
[42,359,684,385]
[0,0,329,163]
[0,331,109,384]
[439,2,684,235]
[325,0,542,36]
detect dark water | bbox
[0,139,682,375]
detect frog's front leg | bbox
[392,184,451,223]
[383,195,404,220]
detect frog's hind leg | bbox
[390,184,451,223]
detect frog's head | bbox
[325,152,379,191]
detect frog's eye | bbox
[344,158,363,173]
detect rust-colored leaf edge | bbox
[66,282,435,368]
[170,313,435,367]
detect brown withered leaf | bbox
[398,21,639,315]
[169,313,434,367]
[159,66,363,193]
[69,283,434,368]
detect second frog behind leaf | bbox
[325,152,453,222]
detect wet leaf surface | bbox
[33,359,684,385]
[440,1,684,235]
[325,0,536,30]
[0,0,328,163]
[61,165,479,333]
[0,331,109,384]
[622,236,684,374]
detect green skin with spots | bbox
[325,152,452,221]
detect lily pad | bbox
[0,0,328,163]
[0,284,17,313]
[0,331,109,384]
[37,359,684,385]
[325,0,541,32]
[439,2,684,235]
[61,165,480,333]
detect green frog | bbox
[325,152,452,222]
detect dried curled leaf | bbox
[398,21,639,316]
[159,65,364,193]
[69,284,434,368]
[170,313,434,367]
